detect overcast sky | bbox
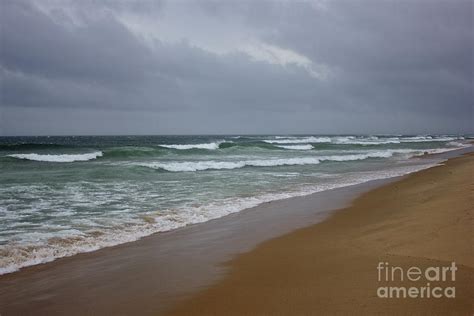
[1,0,472,135]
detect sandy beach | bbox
[167,153,474,315]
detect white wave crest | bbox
[276,144,314,150]
[333,136,400,145]
[263,136,331,144]
[159,141,223,150]
[7,152,103,162]
[138,159,318,172]
[332,136,460,145]
[335,140,401,145]
[447,141,470,148]
[136,150,412,172]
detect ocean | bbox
[0,134,470,274]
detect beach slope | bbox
[167,154,474,315]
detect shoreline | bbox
[0,161,436,277]
[0,174,397,315]
[0,148,472,314]
[166,153,474,315]
[2,145,468,276]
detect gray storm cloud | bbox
[0,0,472,135]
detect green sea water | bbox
[0,134,469,274]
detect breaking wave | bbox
[263,136,331,144]
[7,152,103,162]
[261,135,461,146]
[159,141,224,150]
[333,136,460,145]
[136,150,423,172]
[276,144,314,150]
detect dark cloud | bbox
[0,0,472,135]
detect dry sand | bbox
[166,154,474,315]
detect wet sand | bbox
[167,153,474,315]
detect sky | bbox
[0,0,472,136]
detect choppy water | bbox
[0,134,470,274]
